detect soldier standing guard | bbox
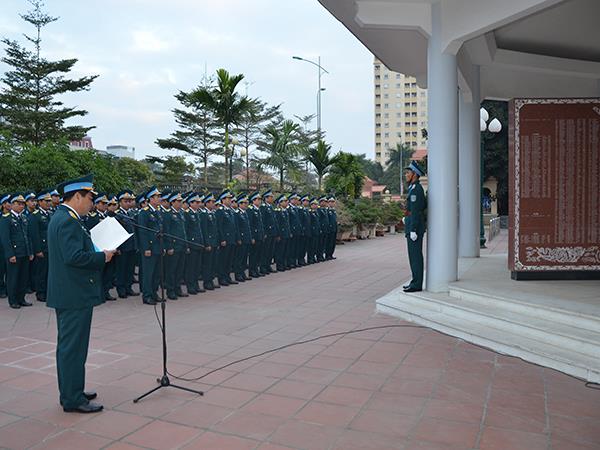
[298,195,311,266]
[0,194,34,309]
[287,193,302,269]
[184,193,205,294]
[137,186,162,305]
[274,194,291,271]
[326,196,338,260]
[317,196,329,262]
[0,194,11,299]
[234,194,252,282]
[247,192,265,278]
[115,190,139,299]
[215,190,239,287]
[403,161,427,293]
[164,192,189,300]
[46,174,116,413]
[308,198,322,264]
[29,190,53,302]
[260,190,277,274]
[200,193,219,290]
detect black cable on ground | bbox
[152,315,600,391]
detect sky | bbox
[0,0,375,161]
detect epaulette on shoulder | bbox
[2,213,9,217]
[88,212,96,217]
[33,209,39,214]
[68,211,78,220]
[143,206,149,210]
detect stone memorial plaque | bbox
[509,98,600,279]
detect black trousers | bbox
[202,248,216,286]
[166,251,185,296]
[102,260,116,296]
[248,241,262,275]
[33,254,49,299]
[0,256,6,296]
[261,236,275,271]
[234,243,249,277]
[218,243,235,281]
[141,253,160,301]
[275,238,289,269]
[115,250,136,296]
[55,307,92,409]
[185,250,202,291]
[6,256,29,306]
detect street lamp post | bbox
[228,137,239,184]
[240,147,249,190]
[479,107,502,248]
[292,56,329,131]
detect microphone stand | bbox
[115,212,204,403]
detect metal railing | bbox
[488,217,501,242]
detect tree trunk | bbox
[224,125,229,187]
[279,169,284,192]
[203,155,208,185]
[318,174,322,192]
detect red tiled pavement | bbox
[0,231,598,449]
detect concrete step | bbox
[376,287,600,383]
[449,285,600,332]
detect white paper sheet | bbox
[89,216,133,251]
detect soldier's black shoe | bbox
[214,283,221,288]
[20,301,32,307]
[402,283,411,289]
[197,287,206,293]
[234,276,245,282]
[204,284,214,291]
[126,290,140,296]
[63,401,103,413]
[167,294,178,300]
[36,295,46,302]
[84,391,97,401]
[0,293,7,298]
[219,279,229,286]
[177,292,189,297]
[105,294,116,301]
[9,304,21,309]
[118,292,127,299]
[187,289,198,295]
[143,299,157,305]
[403,287,422,293]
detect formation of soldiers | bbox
[0,186,339,308]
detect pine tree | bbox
[0,0,98,146]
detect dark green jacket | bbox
[199,209,218,247]
[115,208,136,252]
[0,212,33,259]
[309,209,321,236]
[184,209,204,251]
[29,208,51,253]
[275,207,291,239]
[260,203,278,237]
[216,206,238,244]
[46,205,106,309]
[234,209,252,244]
[164,208,187,252]
[405,181,426,236]
[247,205,264,241]
[288,206,302,237]
[137,206,162,253]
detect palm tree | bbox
[386,142,415,194]
[259,120,301,191]
[306,139,338,192]
[188,69,252,185]
[326,152,365,199]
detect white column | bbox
[458,65,481,258]
[426,2,458,292]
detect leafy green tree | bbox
[482,99,508,215]
[325,152,365,199]
[188,69,252,185]
[156,75,221,186]
[145,155,194,187]
[355,153,384,182]
[382,143,415,194]
[258,119,302,191]
[306,139,338,192]
[0,0,97,145]
[115,157,155,192]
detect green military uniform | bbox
[0,194,34,309]
[317,197,329,262]
[200,193,219,290]
[287,194,302,269]
[260,190,277,274]
[215,190,238,286]
[325,197,338,260]
[308,198,322,264]
[46,176,106,412]
[115,191,138,298]
[184,193,204,294]
[247,192,265,278]
[137,187,162,305]
[274,195,291,271]
[164,193,188,300]
[28,191,52,301]
[404,162,427,292]
[233,194,252,281]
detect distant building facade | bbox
[105,145,135,159]
[374,57,428,168]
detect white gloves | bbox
[410,232,418,241]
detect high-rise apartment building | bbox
[374,57,428,167]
